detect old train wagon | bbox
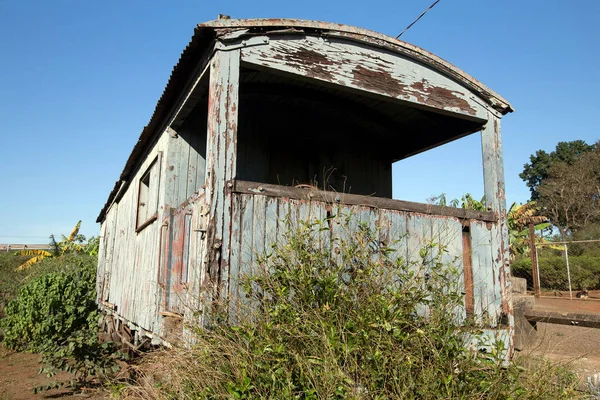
[96,18,514,354]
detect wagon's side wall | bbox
[97,132,171,334]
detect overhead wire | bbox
[396,0,441,39]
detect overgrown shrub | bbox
[126,216,583,399]
[0,251,31,310]
[0,254,121,390]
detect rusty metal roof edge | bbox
[97,18,514,223]
[198,18,514,114]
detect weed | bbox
[124,216,586,399]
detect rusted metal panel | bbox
[240,35,487,121]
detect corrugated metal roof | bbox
[97,18,513,223]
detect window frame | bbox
[136,154,161,232]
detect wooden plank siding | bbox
[97,132,171,336]
[225,191,499,330]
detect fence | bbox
[530,238,600,300]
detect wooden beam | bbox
[233,180,497,222]
[241,35,488,121]
[524,309,600,329]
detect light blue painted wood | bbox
[239,194,255,286]
[437,217,466,323]
[406,213,424,267]
[481,114,510,337]
[252,195,267,263]
[388,211,407,266]
[205,48,240,304]
[228,194,243,312]
[276,199,290,246]
[264,197,279,257]
[470,220,494,326]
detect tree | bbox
[15,221,97,270]
[506,201,556,259]
[520,140,595,200]
[427,193,484,210]
[536,148,600,242]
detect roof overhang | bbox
[97,18,513,223]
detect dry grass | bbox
[118,217,588,399]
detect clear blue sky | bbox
[1,1,598,244]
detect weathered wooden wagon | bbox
[96,17,514,355]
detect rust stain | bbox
[278,48,336,81]
[352,65,407,97]
[410,80,476,115]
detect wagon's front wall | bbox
[226,186,511,349]
[204,32,512,355]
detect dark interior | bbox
[235,65,485,197]
[172,65,485,199]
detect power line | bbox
[396,0,441,39]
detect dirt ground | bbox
[0,346,108,400]
[521,321,600,388]
[2,323,600,399]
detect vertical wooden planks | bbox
[264,197,279,257]
[164,128,181,208]
[205,47,240,303]
[227,193,244,318]
[437,217,466,323]
[481,113,512,352]
[239,194,255,295]
[388,211,407,265]
[470,221,495,325]
[184,196,207,337]
[406,214,425,268]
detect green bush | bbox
[1,256,98,351]
[511,255,600,290]
[0,255,121,390]
[129,217,583,399]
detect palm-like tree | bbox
[15,221,86,270]
[507,202,558,259]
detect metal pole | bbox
[565,244,573,300]
[529,223,541,298]
[535,245,541,298]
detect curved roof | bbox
[97,18,513,222]
[199,18,513,114]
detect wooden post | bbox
[529,223,541,298]
[481,114,513,360]
[204,47,240,305]
[481,115,511,313]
